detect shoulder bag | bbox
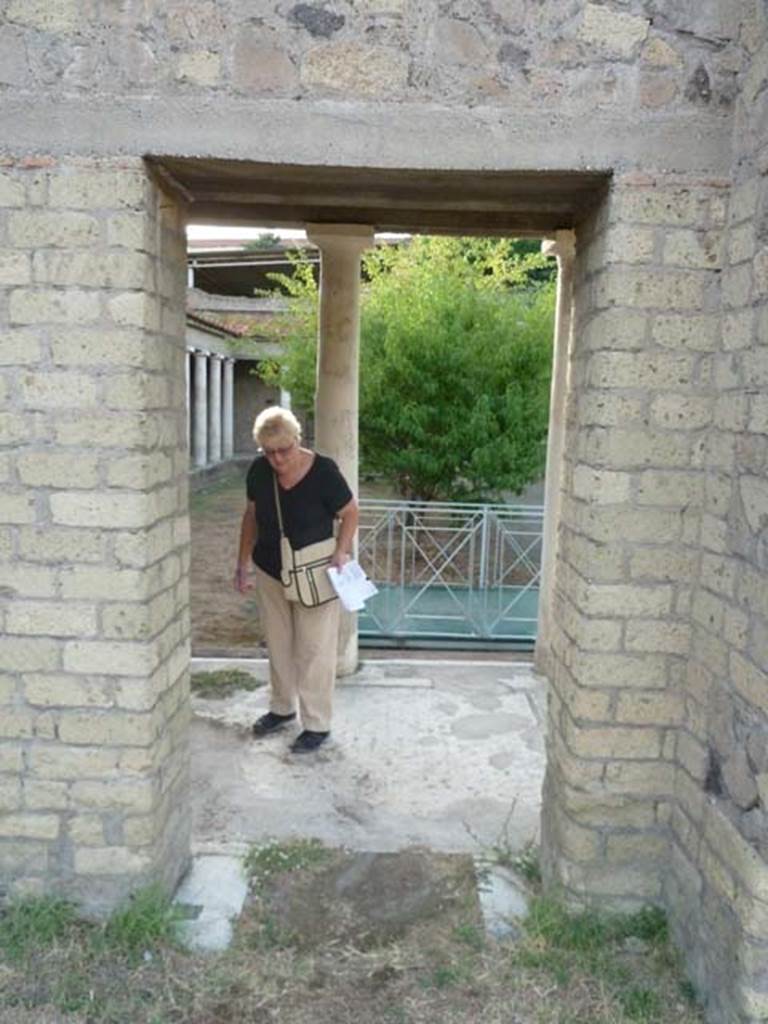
[273,474,337,607]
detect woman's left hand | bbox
[330,547,350,570]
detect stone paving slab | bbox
[190,657,546,859]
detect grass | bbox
[0,857,704,1024]
[190,668,265,698]
[244,837,334,890]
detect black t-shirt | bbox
[246,453,354,580]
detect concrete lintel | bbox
[0,97,733,178]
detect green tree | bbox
[244,231,282,250]
[259,236,555,501]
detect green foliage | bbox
[244,232,282,250]
[256,236,555,501]
[100,885,183,956]
[244,838,332,890]
[0,895,77,961]
[191,668,265,699]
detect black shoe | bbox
[289,730,330,754]
[252,711,296,737]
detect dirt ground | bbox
[190,466,265,655]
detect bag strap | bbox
[272,472,286,538]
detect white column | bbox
[280,388,292,411]
[534,230,576,677]
[208,354,223,465]
[223,358,235,460]
[192,350,209,468]
[306,223,375,677]
[185,349,192,459]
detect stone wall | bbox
[0,158,190,912]
[0,1,767,1018]
[541,168,727,905]
[664,12,768,1021]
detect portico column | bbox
[534,230,576,677]
[223,358,235,460]
[208,353,223,465]
[306,223,375,677]
[192,350,209,468]
[186,349,192,458]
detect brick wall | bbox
[0,158,190,912]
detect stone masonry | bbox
[0,159,191,912]
[0,1,767,1020]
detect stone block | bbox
[566,720,662,760]
[700,553,736,597]
[634,469,705,507]
[74,846,152,875]
[0,777,21,811]
[614,188,703,228]
[50,492,155,530]
[0,637,60,672]
[107,291,159,329]
[63,641,159,677]
[18,526,104,564]
[572,480,634,525]
[0,172,26,207]
[0,412,31,445]
[27,746,119,779]
[603,760,675,796]
[0,330,42,365]
[434,18,489,65]
[49,167,147,210]
[731,652,768,716]
[580,427,690,469]
[605,833,668,863]
[104,373,170,411]
[175,50,221,86]
[664,229,724,269]
[7,602,97,638]
[576,4,649,57]
[68,815,105,845]
[6,0,78,32]
[641,36,683,68]
[578,583,673,618]
[722,263,753,308]
[577,393,645,427]
[581,309,648,352]
[301,42,408,96]
[626,619,690,655]
[615,691,684,726]
[8,210,100,247]
[0,252,31,285]
[54,412,154,449]
[652,314,719,351]
[742,349,768,390]
[722,309,754,351]
[563,686,613,721]
[60,566,145,601]
[10,289,100,325]
[17,451,99,488]
[58,711,155,746]
[587,351,694,389]
[113,521,175,568]
[729,178,760,224]
[233,35,298,93]
[649,394,712,430]
[0,814,60,840]
[728,222,756,265]
[571,650,668,690]
[24,674,112,708]
[71,779,155,812]
[0,493,36,524]
[596,268,705,310]
[23,780,69,811]
[32,250,151,289]
[21,371,98,410]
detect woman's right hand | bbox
[234,565,253,594]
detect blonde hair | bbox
[252,406,302,447]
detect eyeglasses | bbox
[261,443,296,458]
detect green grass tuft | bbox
[244,837,332,889]
[191,668,265,699]
[100,885,184,956]
[0,894,77,961]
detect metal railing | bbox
[356,499,544,647]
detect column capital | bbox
[541,229,576,261]
[306,223,375,254]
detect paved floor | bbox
[190,656,547,860]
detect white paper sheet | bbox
[326,560,378,612]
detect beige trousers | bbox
[254,565,340,732]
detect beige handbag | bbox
[273,475,337,607]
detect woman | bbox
[234,406,359,753]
